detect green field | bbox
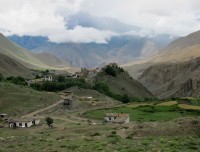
[1,82,200,152]
[0,123,199,152]
[83,104,200,122]
[177,98,200,106]
[0,82,61,116]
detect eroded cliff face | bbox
[139,57,200,99]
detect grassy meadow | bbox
[0,83,200,151]
[83,104,200,122]
[0,82,61,116]
[0,118,199,152]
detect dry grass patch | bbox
[157,101,177,106]
[178,104,200,110]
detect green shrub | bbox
[104,65,117,77]
[90,132,100,136]
[45,117,54,127]
[103,63,124,77]
[6,76,27,86]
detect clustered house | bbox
[104,113,130,124]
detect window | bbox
[19,123,22,126]
[109,117,111,120]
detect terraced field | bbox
[83,104,200,122]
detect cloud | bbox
[0,0,117,43]
[48,26,118,43]
[0,0,80,36]
[81,0,200,36]
[0,0,200,43]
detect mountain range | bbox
[0,33,71,75]
[8,12,175,68]
[124,30,200,99]
[8,34,174,68]
[124,30,200,79]
[4,11,200,99]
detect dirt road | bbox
[23,99,64,118]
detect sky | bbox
[0,0,200,43]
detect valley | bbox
[0,82,200,151]
[1,2,200,151]
[0,60,200,151]
[1,29,200,151]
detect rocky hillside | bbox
[124,30,200,79]
[153,30,200,63]
[139,57,200,99]
[95,64,153,98]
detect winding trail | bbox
[22,94,91,124]
[22,93,120,124]
[23,99,63,118]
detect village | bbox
[0,97,129,129]
[0,88,129,129]
[0,64,200,151]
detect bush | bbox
[93,82,112,96]
[45,117,54,127]
[103,63,125,77]
[41,69,49,76]
[0,73,3,82]
[90,132,100,136]
[58,75,65,82]
[104,65,117,77]
[30,78,92,91]
[121,94,130,103]
[6,76,27,86]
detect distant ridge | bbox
[124,30,200,79]
[0,33,70,69]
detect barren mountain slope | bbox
[139,57,200,99]
[124,30,200,79]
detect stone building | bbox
[104,113,129,124]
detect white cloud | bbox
[0,0,200,43]
[0,0,80,36]
[48,25,118,43]
[81,0,200,36]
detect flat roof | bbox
[105,113,129,117]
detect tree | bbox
[0,73,3,82]
[121,94,130,103]
[45,117,54,127]
[42,69,50,76]
[58,75,65,82]
[104,65,117,77]
[93,82,112,96]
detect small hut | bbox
[63,97,77,110]
[104,113,129,124]
[0,114,7,118]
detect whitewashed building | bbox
[44,76,53,81]
[8,119,40,128]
